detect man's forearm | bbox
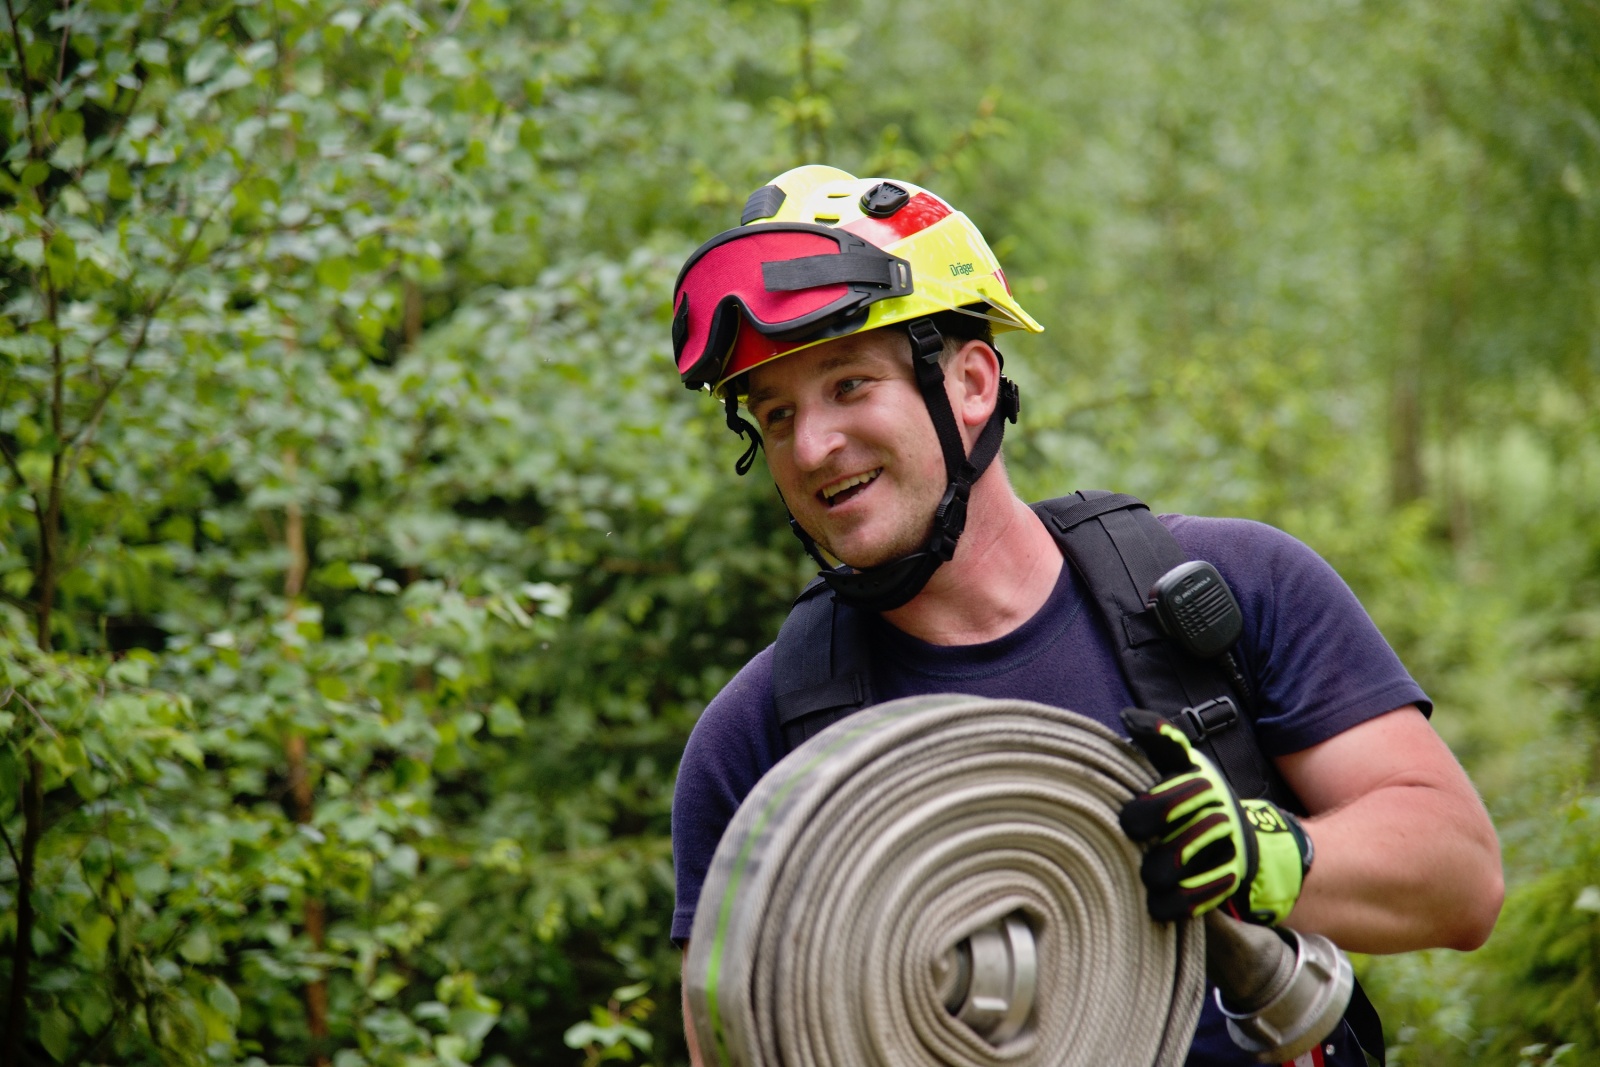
[1286,781,1503,952]
[682,947,705,1067]
[1277,708,1504,953]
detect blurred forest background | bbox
[2,0,1598,1064]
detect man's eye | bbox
[838,378,867,396]
[761,406,793,429]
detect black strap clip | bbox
[998,376,1020,423]
[906,317,945,363]
[927,480,971,560]
[1178,696,1240,742]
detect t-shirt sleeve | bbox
[1167,516,1430,756]
[670,644,782,945]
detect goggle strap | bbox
[762,251,906,293]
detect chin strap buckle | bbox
[927,480,972,561]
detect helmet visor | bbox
[672,223,912,389]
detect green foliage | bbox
[0,606,211,1062]
[563,982,655,1066]
[1,0,799,1062]
[3,0,1600,1064]
[1476,795,1600,1059]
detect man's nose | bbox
[791,405,846,471]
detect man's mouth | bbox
[820,469,882,508]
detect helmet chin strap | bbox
[784,318,1021,613]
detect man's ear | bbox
[948,339,1001,431]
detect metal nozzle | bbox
[1204,911,1354,1063]
[936,913,1037,1045]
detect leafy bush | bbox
[6,0,1600,1065]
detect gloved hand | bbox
[1117,707,1312,924]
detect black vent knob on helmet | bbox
[860,182,911,218]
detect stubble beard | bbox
[802,479,941,571]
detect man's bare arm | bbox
[682,946,705,1067]
[1279,705,1503,953]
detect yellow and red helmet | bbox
[672,165,1042,394]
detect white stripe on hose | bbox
[686,695,1207,1067]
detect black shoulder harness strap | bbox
[772,574,875,751]
[1032,491,1294,808]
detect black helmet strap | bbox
[785,318,1021,612]
[724,392,763,476]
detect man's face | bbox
[744,329,947,568]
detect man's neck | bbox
[878,478,1063,646]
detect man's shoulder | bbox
[681,643,782,774]
[672,646,784,943]
[1157,511,1306,558]
[1154,511,1355,600]
[1155,512,1332,595]
[1147,509,1430,749]
[1032,495,1314,571]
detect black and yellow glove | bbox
[1117,707,1312,924]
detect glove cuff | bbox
[1239,801,1311,924]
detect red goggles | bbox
[671,223,913,390]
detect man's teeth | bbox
[822,469,881,502]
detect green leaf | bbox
[106,655,151,686]
[369,972,408,1001]
[135,39,170,67]
[132,861,169,896]
[613,981,650,1003]
[179,927,213,963]
[107,163,131,199]
[386,843,419,877]
[76,913,115,966]
[487,698,523,737]
[184,41,228,84]
[50,135,86,170]
[72,988,113,1036]
[207,979,241,1022]
[13,236,44,266]
[163,729,203,769]
[45,229,78,286]
[39,1008,72,1062]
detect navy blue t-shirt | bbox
[671,514,1428,1066]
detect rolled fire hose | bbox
[685,694,1351,1067]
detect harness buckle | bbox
[1179,696,1240,741]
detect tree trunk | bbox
[284,731,330,1065]
[2,753,44,1065]
[8,250,67,1057]
[1388,356,1425,507]
[281,447,329,1066]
